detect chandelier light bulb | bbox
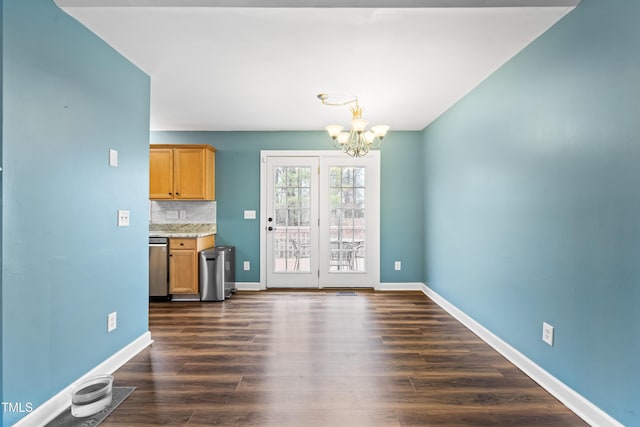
[336,132,350,145]
[326,124,344,139]
[371,125,390,140]
[363,131,375,144]
[352,118,369,133]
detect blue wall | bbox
[422,0,639,424]
[151,131,424,284]
[5,0,629,424]
[2,1,150,425]
[0,1,4,423]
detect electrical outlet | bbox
[394,261,402,271]
[117,210,130,227]
[179,210,187,220]
[108,312,117,333]
[244,210,256,219]
[542,322,554,346]
[243,261,250,271]
[166,210,178,220]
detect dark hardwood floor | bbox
[104,290,587,426]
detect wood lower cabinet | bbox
[169,249,197,294]
[169,235,215,295]
[150,145,215,200]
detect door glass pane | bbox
[355,188,365,208]
[329,166,366,272]
[275,167,287,187]
[329,168,342,187]
[273,166,311,272]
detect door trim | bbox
[260,150,380,290]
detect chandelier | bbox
[317,93,389,157]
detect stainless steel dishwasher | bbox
[149,237,169,300]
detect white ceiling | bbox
[56,1,578,131]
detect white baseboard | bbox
[13,331,153,427]
[419,283,622,427]
[235,282,262,291]
[378,282,425,291]
[239,283,422,292]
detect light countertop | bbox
[149,223,216,239]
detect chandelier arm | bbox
[317,93,359,108]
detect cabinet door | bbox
[169,249,198,294]
[150,148,174,199]
[174,148,207,199]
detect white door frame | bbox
[260,150,380,290]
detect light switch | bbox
[542,322,554,346]
[117,210,130,227]
[244,210,256,219]
[166,210,178,220]
[107,312,117,332]
[109,149,118,167]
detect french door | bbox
[261,151,380,289]
[265,156,319,287]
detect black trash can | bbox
[199,246,236,301]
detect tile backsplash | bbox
[150,200,216,224]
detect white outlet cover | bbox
[109,149,118,167]
[394,261,402,271]
[117,210,130,227]
[542,322,554,346]
[243,261,250,271]
[166,210,179,219]
[244,210,256,219]
[108,312,117,332]
[179,210,187,219]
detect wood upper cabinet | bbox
[150,145,215,200]
[149,148,174,199]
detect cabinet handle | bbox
[169,193,173,195]
[180,243,184,246]
[176,192,180,196]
